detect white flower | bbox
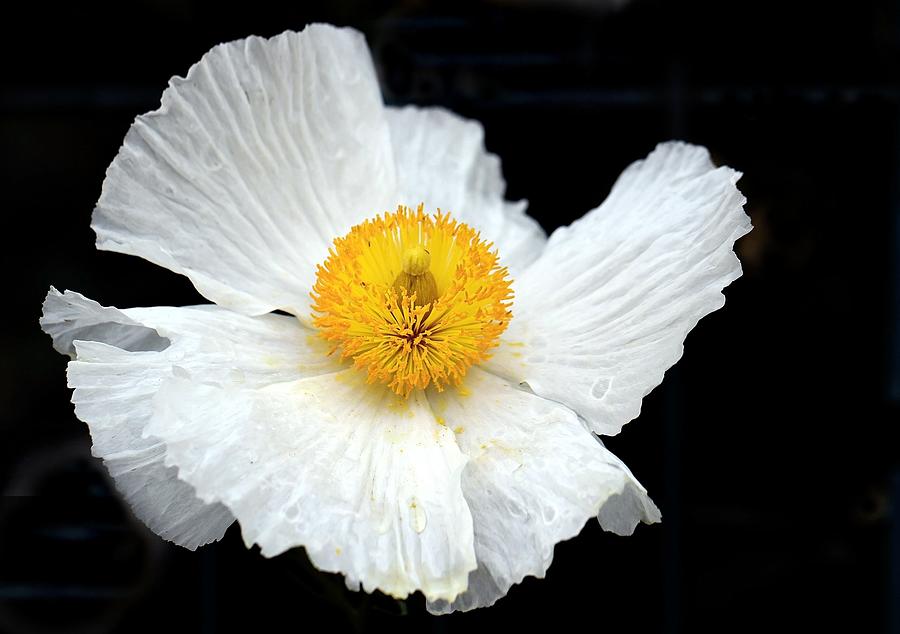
[39,24,751,613]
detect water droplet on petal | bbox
[172,365,189,380]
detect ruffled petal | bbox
[425,369,659,613]
[41,289,232,548]
[485,142,752,435]
[40,288,340,548]
[40,286,170,357]
[93,25,397,319]
[147,371,477,603]
[386,106,546,276]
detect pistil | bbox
[393,246,438,306]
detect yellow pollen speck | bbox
[311,204,513,397]
[453,426,464,434]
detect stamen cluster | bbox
[311,205,513,396]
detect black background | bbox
[2,0,899,632]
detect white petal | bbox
[386,105,546,276]
[41,289,232,548]
[40,288,339,548]
[486,142,752,435]
[121,304,342,385]
[40,285,169,357]
[148,371,477,603]
[93,25,397,319]
[67,342,236,550]
[425,368,659,613]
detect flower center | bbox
[311,204,513,397]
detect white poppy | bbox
[39,24,751,612]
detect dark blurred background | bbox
[2,0,899,632]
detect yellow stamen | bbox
[311,204,513,397]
